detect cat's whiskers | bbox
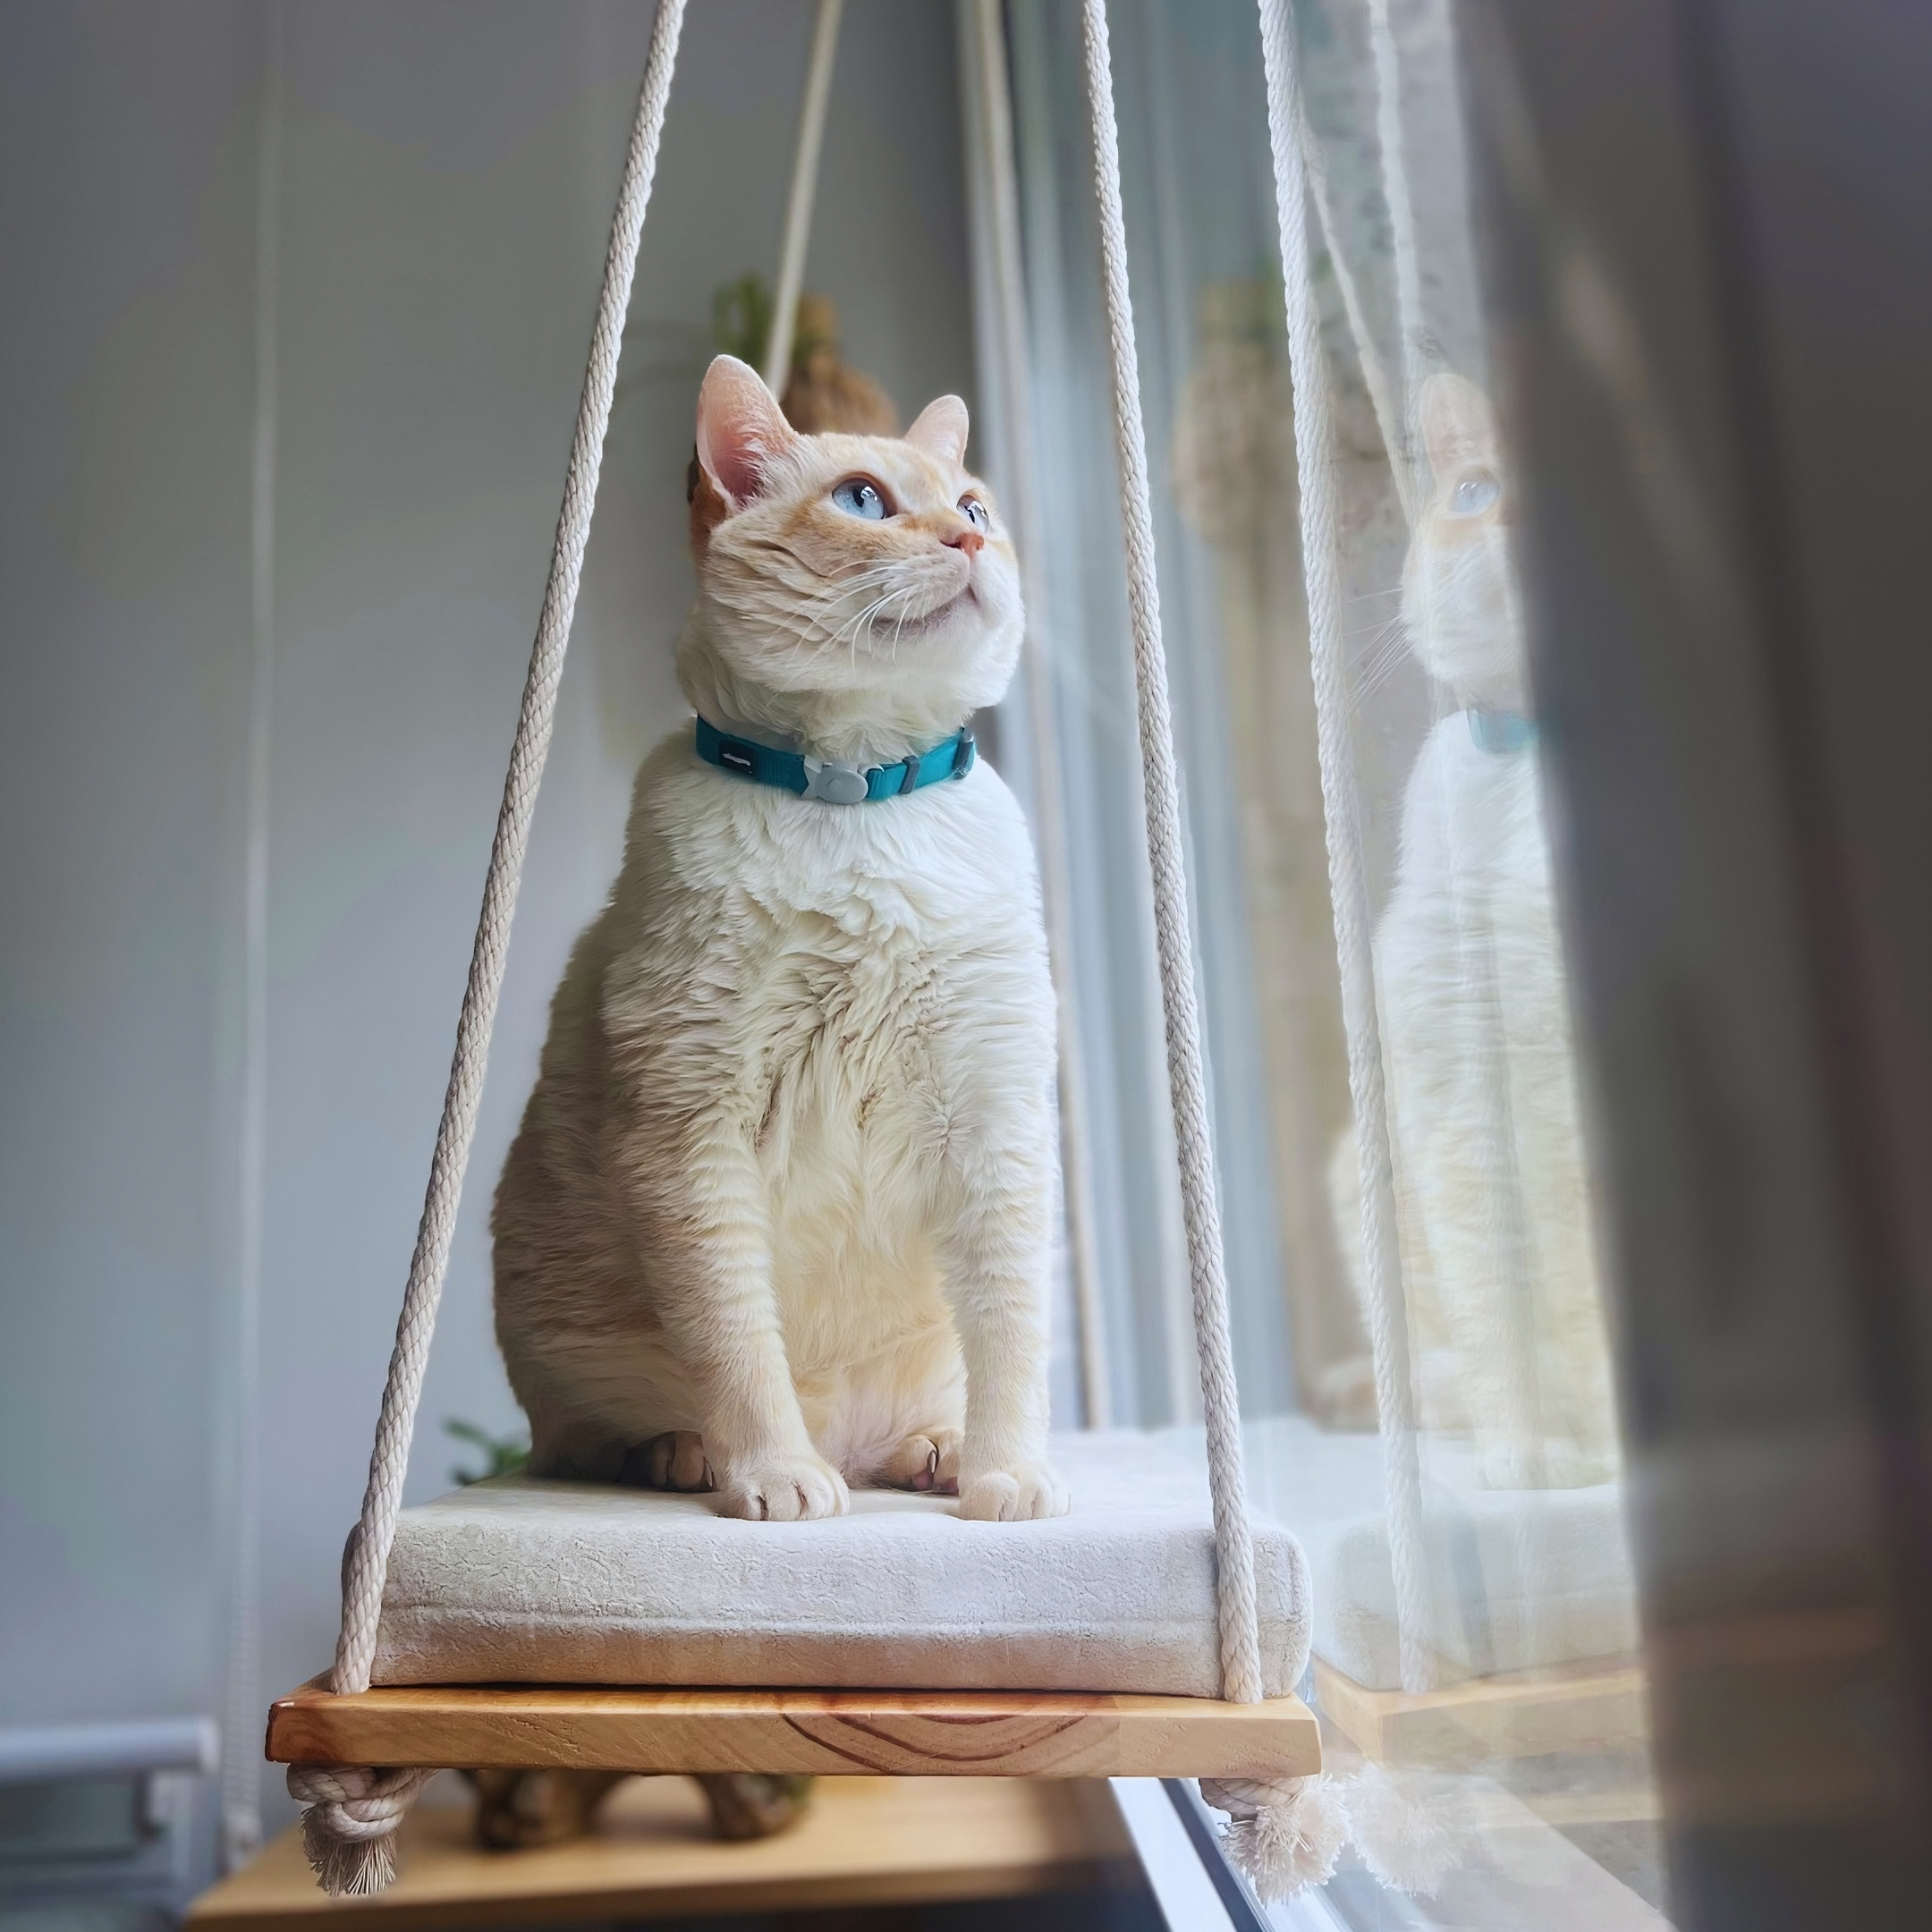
[863,587,923,666]
[1349,615,1414,708]
[804,571,898,638]
[759,572,902,671]
[818,588,908,664]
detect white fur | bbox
[492,360,1067,1523]
[1375,710,1616,1485]
[1333,375,1617,1486]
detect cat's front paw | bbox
[714,1451,850,1522]
[957,1462,1070,1521]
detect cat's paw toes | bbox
[619,1430,712,1492]
[716,1453,849,1522]
[1476,1436,1621,1490]
[958,1462,1070,1521]
[881,1428,962,1494]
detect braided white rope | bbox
[1255,0,1434,1693]
[1368,0,1427,504]
[300,0,687,1897]
[1075,0,1263,1708]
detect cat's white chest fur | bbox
[636,747,1055,1459]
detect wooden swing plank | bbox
[267,1678,1320,1781]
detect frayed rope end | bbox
[300,1810,400,1897]
[288,1762,434,1898]
[1339,1762,1476,1897]
[1200,1774,1348,1902]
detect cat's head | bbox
[678,354,1022,761]
[1401,372,1525,705]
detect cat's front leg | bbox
[939,1140,1068,1521]
[630,1114,848,1522]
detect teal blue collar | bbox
[1468,708,1537,755]
[696,716,977,804]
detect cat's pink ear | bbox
[905,394,970,468]
[1419,372,1496,478]
[696,355,797,506]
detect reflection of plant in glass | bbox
[445,1419,530,1487]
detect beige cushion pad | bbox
[372,1429,1311,1698]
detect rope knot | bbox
[1199,1773,1347,1902]
[289,1764,435,1895]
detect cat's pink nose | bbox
[945,526,985,559]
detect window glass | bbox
[1004,1,1669,1919]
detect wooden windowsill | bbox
[191,1775,1140,1929]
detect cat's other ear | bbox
[905,394,970,468]
[696,354,797,510]
[1419,371,1496,479]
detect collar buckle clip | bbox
[801,757,881,806]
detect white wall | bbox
[0,0,258,1748]
[0,0,978,1852]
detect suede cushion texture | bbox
[372,1429,1310,1697]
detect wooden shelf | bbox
[191,1775,1139,1929]
[1313,1654,1648,1768]
[267,1677,1321,1782]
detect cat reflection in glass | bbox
[1332,373,1619,1488]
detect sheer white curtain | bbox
[998,0,1667,1915]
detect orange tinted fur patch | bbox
[689,465,733,550]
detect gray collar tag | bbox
[801,757,879,806]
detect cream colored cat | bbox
[1330,372,1618,1487]
[492,355,1067,1524]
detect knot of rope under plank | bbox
[288,1766,435,1895]
[1200,1775,1349,1900]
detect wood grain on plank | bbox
[191,1775,1139,1930]
[266,1678,1320,1781]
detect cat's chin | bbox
[844,588,987,661]
[881,594,962,638]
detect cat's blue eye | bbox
[1449,470,1500,517]
[832,478,889,521]
[960,496,990,533]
